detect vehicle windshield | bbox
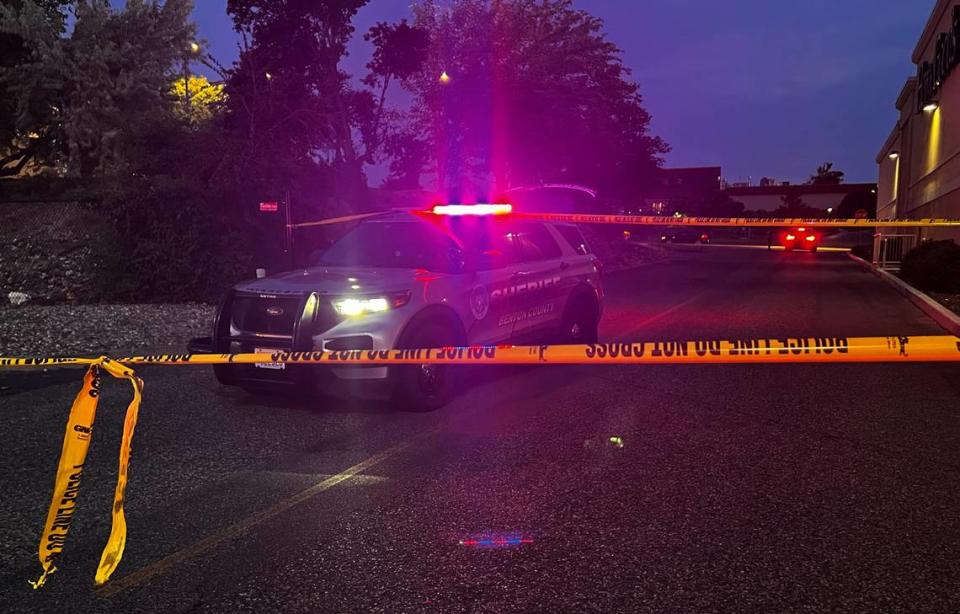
[316,220,464,273]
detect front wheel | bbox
[213,364,238,386]
[560,296,599,344]
[392,323,460,411]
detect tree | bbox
[836,188,877,219]
[772,191,822,218]
[701,193,745,217]
[170,74,225,126]
[0,0,196,178]
[361,20,429,166]
[222,0,370,210]
[403,0,667,204]
[809,162,844,185]
[0,0,71,176]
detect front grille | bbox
[231,294,301,336]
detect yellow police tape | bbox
[4,335,960,370]
[5,333,960,587]
[511,213,960,228]
[25,357,142,589]
[286,209,960,229]
[287,211,390,229]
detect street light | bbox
[888,151,900,160]
[827,207,833,214]
[923,102,939,113]
[183,41,202,114]
[439,70,451,84]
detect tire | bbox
[560,294,599,344]
[213,364,239,386]
[392,322,461,411]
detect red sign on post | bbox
[260,201,279,213]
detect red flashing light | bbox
[805,235,816,241]
[432,204,512,216]
[785,234,796,241]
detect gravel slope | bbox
[0,304,215,357]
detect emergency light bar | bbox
[432,204,512,216]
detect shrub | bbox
[900,239,960,293]
[94,179,257,303]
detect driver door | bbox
[462,224,525,345]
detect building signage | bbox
[917,6,960,112]
[259,201,279,212]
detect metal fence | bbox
[872,233,917,271]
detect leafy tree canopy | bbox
[0,0,196,178]
[402,0,667,204]
[809,162,844,185]
[220,0,370,209]
[170,74,225,126]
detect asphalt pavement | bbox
[2,247,959,613]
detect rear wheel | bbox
[560,295,599,344]
[392,322,461,411]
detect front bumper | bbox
[199,289,411,389]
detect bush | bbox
[900,239,960,293]
[95,179,257,303]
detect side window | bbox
[555,225,591,256]
[472,228,518,271]
[513,223,562,262]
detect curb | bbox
[847,252,960,336]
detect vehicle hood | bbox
[234,266,428,296]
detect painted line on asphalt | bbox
[97,436,420,597]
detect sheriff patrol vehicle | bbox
[197,204,603,410]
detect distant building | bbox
[724,183,877,213]
[876,0,960,241]
[635,166,722,215]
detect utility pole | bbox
[184,41,201,115]
[284,190,294,269]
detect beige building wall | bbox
[878,0,960,242]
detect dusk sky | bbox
[180,0,932,185]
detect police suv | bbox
[199,204,603,410]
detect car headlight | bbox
[332,292,410,317]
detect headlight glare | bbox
[332,292,409,317]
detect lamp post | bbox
[183,41,202,114]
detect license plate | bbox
[254,347,284,370]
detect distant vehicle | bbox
[660,228,710,244]
[190,205,604,410]
[780,227,820,252]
